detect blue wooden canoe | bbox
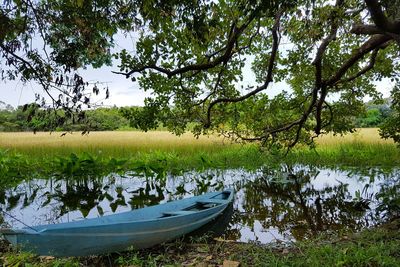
[0,189,234,257]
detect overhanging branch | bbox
[335,48,380,85]
[204,11,282,128]
[325,34,391,86]
[114,5,262,79]
[364,0,400,34]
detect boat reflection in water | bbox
[185,203,234,241]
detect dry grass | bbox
[0,128,396,159]
[0,128,398,170]
[0,131,230,157]
[0,128,393,150]
[316,128,394,146]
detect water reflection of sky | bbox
[0,165,398,244]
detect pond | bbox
[0,165,399,244]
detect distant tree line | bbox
[0,100,393,132]
[355,101,392,128]
[0,102,134,132]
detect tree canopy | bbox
[1,0,400,148]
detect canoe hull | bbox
[2,190,234,256]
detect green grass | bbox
[1,130,400,185]
[287,142,400,167]
[3,142,397,185]
[237,220,400,266]
[1,219,399,266]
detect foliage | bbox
[358,108,383,127]
[375,176,400,219]
[114,0,400,148]
[1,0,139,121]
[380,85,400,143]
[355,99,392,127]
[85,108,130,131]
[2,1,400,147]
[0,149,36,188]
[119,106,160,132]
[0,105,131,132]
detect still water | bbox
[0,165,398,244]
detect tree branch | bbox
[309,0,344,136]
[114,6,262,79]
[364,0,400,34]
[0,43,56,104]
[351,24,384,35]
[325,34,391,86]
[204,11,282,128]
[335,48,380,85]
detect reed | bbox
[288,142,400,166]
[316,128,393,146]
[288,128,400,166]
[0,129,399,171]
[0,131,229,157]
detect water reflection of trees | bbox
[237,166,374,240]
[375,175,400,219]
[51,178,168,217]
[127,181,165,209]
[0,166,398,243]
[0,177,168,222]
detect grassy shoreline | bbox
[1,129,399,266]
[0,129,399,184]
[1,219,399,266]
[1,141,399,185]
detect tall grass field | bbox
[0,131,228,157]
[0,128,399,168]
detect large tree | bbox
[1,0,139,121]
[1,0,400,148]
